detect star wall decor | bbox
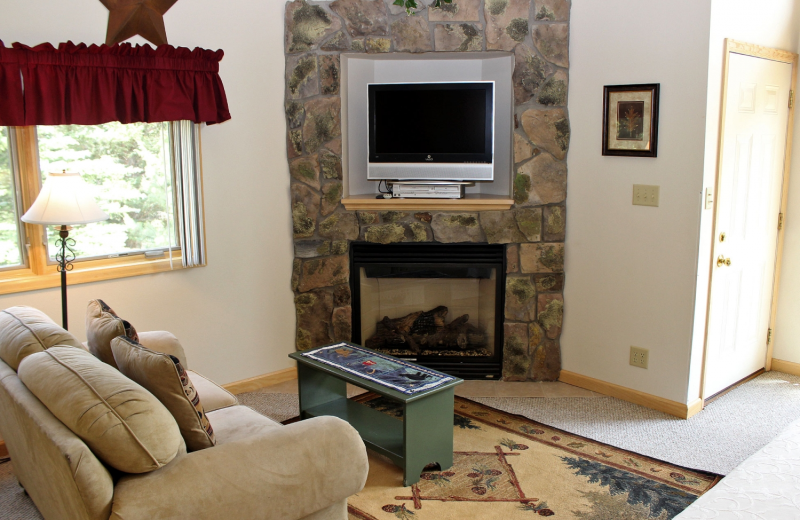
[99,0,179,46]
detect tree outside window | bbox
[37,122,176,260]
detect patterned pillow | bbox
[111,336,215,451]
[173,355,215,443]
[85,299,139,368]
[99,299,139,342]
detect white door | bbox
[704,52,793,398]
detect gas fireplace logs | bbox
[366,305,487,353]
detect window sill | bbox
[0,250,193,296]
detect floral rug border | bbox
[450,396,723,495]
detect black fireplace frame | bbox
[350,242,505,379]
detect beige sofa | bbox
[0,306,369,520]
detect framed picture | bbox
[602,84,660,157]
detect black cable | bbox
[374,179,393,199]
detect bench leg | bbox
[297,364,347,418]
[402,388,454,486]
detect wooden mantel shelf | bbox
[342,193,514,211]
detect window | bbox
[0,127,24,269]
[37,122,176,260]
[0,122,206,295]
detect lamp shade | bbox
[21,172,109,226]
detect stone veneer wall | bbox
[284,0,569,381]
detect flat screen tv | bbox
[367,81,494,182]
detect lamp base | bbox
[55,225,75,330]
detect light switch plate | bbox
[630,346,649,369]
[633,185,659,207]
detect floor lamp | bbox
[21,172,109,330]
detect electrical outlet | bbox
[633,185,659,207]
[630,346,649,369]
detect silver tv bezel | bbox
[366,80,495,182]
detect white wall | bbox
[691,0,800,396]
[0,0,296,385]
[563,0,713,403]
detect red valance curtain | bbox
[0,40,231,127]
[0,42,25,126]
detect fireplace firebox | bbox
[350,243,505,379]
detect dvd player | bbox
[390,182,469,199]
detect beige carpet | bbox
[237,391,301,423]
[0,460,40,520]
[472,371,800,475]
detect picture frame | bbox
[602,83,660,157]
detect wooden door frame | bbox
[699,39,798,402]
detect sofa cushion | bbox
[0,306,83,371]
[109,416,367,520]
[111,336,216,451]
[187,370,238,412]
[18,346,183,473]
[85,299,138,368]
[205,405,281,446]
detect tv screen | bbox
[368,82,494,165]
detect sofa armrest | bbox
[187,369,238,412]
[136,331,188,368]
[110,416,368,520]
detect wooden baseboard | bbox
[0,441,8,459]
[686,397,704,418]
[222,367,297,395]
[770,358,800,377]
[559,370,704,419]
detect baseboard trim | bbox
[559,370,704,419]
[222,367,297,395]
[686,397,704,418]
[770,358,800,377]
[0,441,7,459]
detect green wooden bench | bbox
[289,342,463,486]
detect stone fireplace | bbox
[285,0,569,381]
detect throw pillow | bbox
[111,336,216,451]
[85,299,138,368]
[18,346,183,473]
[0,306,83,370]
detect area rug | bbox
[341,394,721,520]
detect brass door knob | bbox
[717,255,732,267]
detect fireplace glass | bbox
[359,265,496,356]
[351,243,504,379]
